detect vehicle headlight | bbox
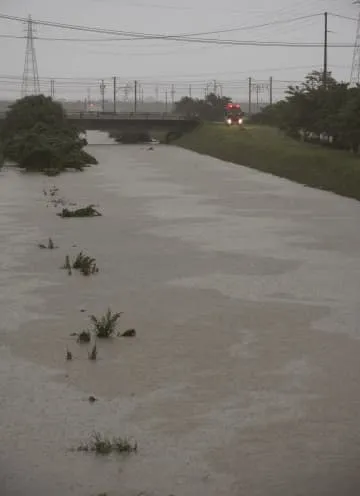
[238,118,243,124]
[227,118,232,124]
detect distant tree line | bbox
[174,93,232,121]
[251,70,360,153]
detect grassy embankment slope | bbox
[175,123,360,201]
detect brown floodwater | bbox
[1,131,360,496]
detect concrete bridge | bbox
[0,111,200,142]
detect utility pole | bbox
[189,84,192,98]
[50,79,55,99]
[165,90,168,113]
[87,87,91,110]
[248,77,252,116]
[171,84,175,107]
[134,80,138,113]
[323,11,328,88]
[350,0,360,86]
[124,83,129,102]
[204,82,211,98]
[138,82,141,106]
[113,76,117,113]
[100,79,106,112]
[269,76,273,105]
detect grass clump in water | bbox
[112,437,138,453]
[76,330,91,343]
[76,432,137,455]
[38,237,57,249]
[90,308,123,339]
[57,205,101,218]
[62,254,72,275]
[73,251,99,276]
[62,252,98,276]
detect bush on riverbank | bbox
[250,70,360,153]
[0,95,98,173]
[175,123,360,201]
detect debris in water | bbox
[88,343,98,360]
[121,329,136,338]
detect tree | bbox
[250,70,360,153]
[0,94,97,172]
[336,87,360,153]
[174,93,232,121]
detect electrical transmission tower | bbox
[21,15,40,97]
[350,1,360,86]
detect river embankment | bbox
[175,123,360,201]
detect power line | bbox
[0,14,320,39]
[0,60,351,81]
[181,13,323,37]
[0,14,321,40]
[329,12,358,22]
[0,12,355,48]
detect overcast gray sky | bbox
[0,0,358,101]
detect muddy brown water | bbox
[1,131,360,496]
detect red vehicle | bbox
[224,102,244,126]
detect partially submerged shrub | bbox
[76,432,137,455]
[112,437,138,453]
[88,343,98,360]
[62,255,72,275]
[73,251,98,276]
[0,95,97,174]
[62,252,98,276]
[77,433,112,454]
[121,329,136,338]
[38,237,57,249]
[90,308,122,338]
[77,330,91,343]
[66,347,73,361]
[79,150,99,165]
[57,205,102,218]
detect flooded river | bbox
[1,132,360,496]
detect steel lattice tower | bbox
[21,15,40,97]
[350,1,360,86]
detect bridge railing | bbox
[0,111,200,122]
[66,111,191,120]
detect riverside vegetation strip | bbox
[176,123,360,201]
[174,70,360,202]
